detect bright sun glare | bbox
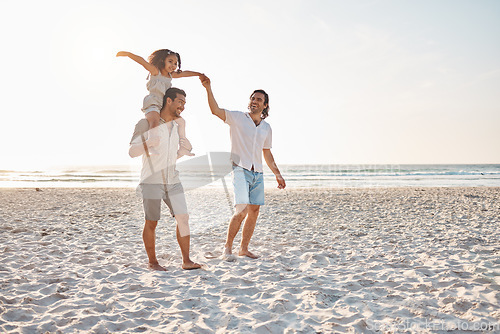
[53,9,124,98]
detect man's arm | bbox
[263,149,286,189]
[129,134,153,158]
[129,121,157,158]
[200,75,226,121]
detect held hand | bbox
[276,175,286,189]
[116,51,129,57]
[200,75,211,88]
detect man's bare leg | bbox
[175,214,201,270]
[143,220,167,271]
[224,204,248,259]
[239,204,260,259]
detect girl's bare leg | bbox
[175,117,194,158]
[146,111,161,155]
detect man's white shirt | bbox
[224,109,272,173]
[130,118,181,184]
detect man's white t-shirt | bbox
[224,109,272,173]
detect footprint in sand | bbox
[204,251,219,259]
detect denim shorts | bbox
[138,183,188,221]
[232,165,265,206]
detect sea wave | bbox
[1,164,499,188]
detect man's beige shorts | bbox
[138,183,188,221]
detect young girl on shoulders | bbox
[117,49,202,156]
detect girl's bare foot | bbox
[177,146,195,158]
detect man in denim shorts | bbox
[129,87,201,271]
[200,76,286,260]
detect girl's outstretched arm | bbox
[116,51,159,76]
[171,70,203,79]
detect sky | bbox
[0,0,499,170]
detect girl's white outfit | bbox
[142,72,172,114]
[140,71,193,157]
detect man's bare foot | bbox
[239,249,260,259]
[182,261,201,270]
[222,246,237,262]
[148,262,167,271]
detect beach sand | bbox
[0,187,499,333]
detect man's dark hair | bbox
[251,89,270,119]
[162,87,186,108]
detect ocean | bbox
[1,164,499,189]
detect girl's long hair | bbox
[148,49,181,71]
